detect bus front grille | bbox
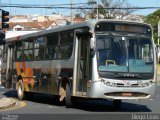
[116,83,142,87]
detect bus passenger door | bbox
[5,46,13,88]
[75,35,90,96]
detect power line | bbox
[2,3,88,7]
[1,5,160,10]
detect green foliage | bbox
[144,9,160,44]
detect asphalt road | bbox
[0,84,160,114]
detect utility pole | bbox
[96,1,98,19]
[71,0,74,23]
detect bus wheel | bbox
[65,83,73,108]
[113,100,121,110]
[17,80,25,100]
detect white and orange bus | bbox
[1,19,157,108]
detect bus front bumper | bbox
[89,81,157,100]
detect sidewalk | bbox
[0,80,17,110]
[0,97,16,110]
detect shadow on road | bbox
[3,90,151,112]
[73,99,151,112]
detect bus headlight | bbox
[142,83,148,87]
[106,82,110,86]
[112,83,117,87]
[110,83,113,86]
[140,81,153,87]
[101,79,117,87]
[148,81,152,86]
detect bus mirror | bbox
[90,37,95,50]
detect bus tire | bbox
[113,100,121,110]
[65,83,73,108]
[17,80,25,100]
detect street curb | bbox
[0,98,16,110]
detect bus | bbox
[0,19,157,108]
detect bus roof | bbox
[5,19,151,43]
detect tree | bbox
[144,9,160,44]
[100,0,136,19]
[75,0,136,19]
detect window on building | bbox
[15,28,23,31]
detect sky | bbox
[128,0,160,15]
[1,0,160,16]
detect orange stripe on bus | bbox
[16,62,35,90]
[22,62,27,72]
[16,62,21,75]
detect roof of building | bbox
[9,21,57,30]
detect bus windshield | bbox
[96,35,154,73]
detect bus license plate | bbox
[122,92,132,96]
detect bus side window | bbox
[59,31,74,59]
[46,34,58,59]
[23,38,34,61]
[38,46,45,59]
[34,36,46,60]
[15,41,23,61]
[45,47,56,59]
[24,50,34,61]
[16,51,23,61]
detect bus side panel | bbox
[11,60,74,95]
